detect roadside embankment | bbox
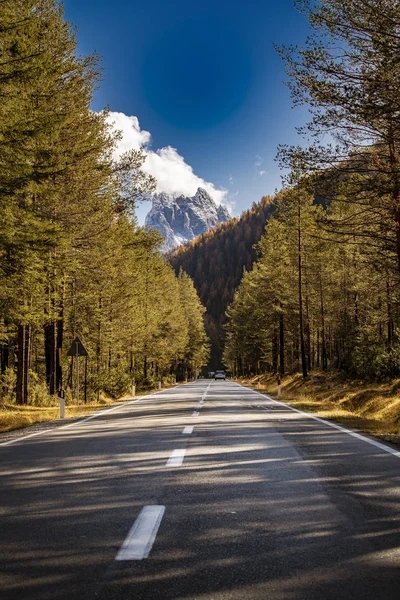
[240,373,400,447]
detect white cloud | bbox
[255,154,263,167]
[107,112,151,155]
[259,170,267,176]
[143,146,227,205]
[106,111,227,206]
[229,174,234,185]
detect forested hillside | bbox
[224,0,400,381]
[170,197,274,367]
[0,0,209,406]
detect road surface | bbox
[1,380,400,599]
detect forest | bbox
[2,0,400,412]
[224,0,400,381]
[170,197,274,367]
[0,0,209,407]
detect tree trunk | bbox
[298,199,307,378]
[305,303,311,372]
[16,324,30,404]
[320,273,328,370]
[56,319,63,391]
[24,325,30,403]
[386,271,393,350]
[354,292,359,327]
[44,321,56,395]
[395,209,400,274]
[0,342,9,375]
[67,356,74,390]
[56,292,64,391]
[16,325,25,405]
[97,295,102,401]
[279,310,285,376]
[272,327,278,373]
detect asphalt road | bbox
[1,381,400,600]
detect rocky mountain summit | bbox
[145,188,230,252]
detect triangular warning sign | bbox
[67,336,89,357]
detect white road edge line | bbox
[238,383,400,459]
[166,449,186,467]
[115,505,165,561]
[182,426,194,434]
[0,387,171,448]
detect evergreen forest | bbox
[170,197,274,367]
[0,0,209,406]
[3,0,400,409]
[224,0,400,381]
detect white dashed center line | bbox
[182,426,193,434]
[116,505,165,561]
[166,449,186,467]
[191,383,211,417]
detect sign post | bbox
[67,337,89,403]
[84,356,88,404]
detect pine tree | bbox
[0,1,197,405]
[277,0,400,274]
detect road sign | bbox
[67,336,88,357]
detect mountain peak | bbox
[145,188,230,252]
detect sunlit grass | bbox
[0,382,178,434]
[242,373,400,446]
[0,400,118,433]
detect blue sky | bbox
[64,0,311,223]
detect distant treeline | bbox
[170,197,274,367]
[0,1,209,404]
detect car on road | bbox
[214,370,226,380]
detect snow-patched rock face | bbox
[145,188,230,252]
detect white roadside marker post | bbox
[59,389,65,419]
[158,380,162,390]
[131,380,136,398]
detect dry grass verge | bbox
[240,373,400,447]
[0,382,177,434]
[0,399,123,434]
